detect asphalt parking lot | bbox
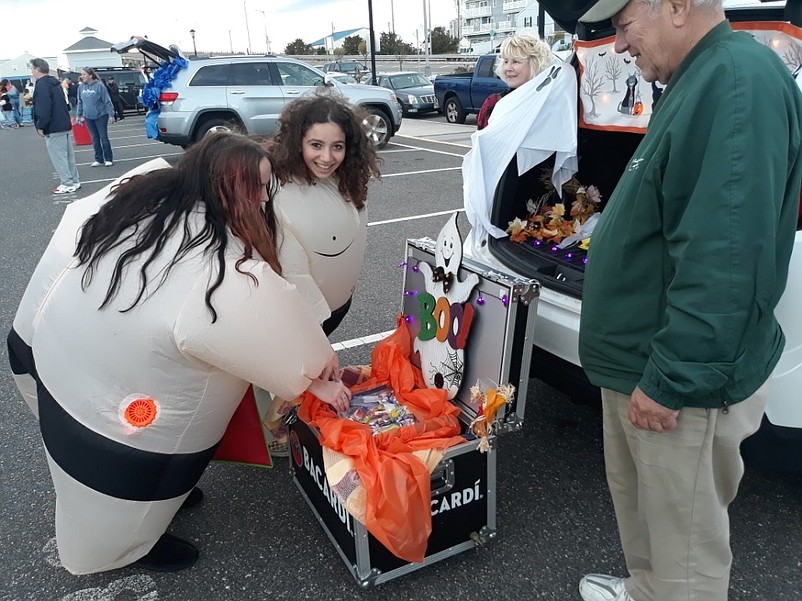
[0,114,800,601]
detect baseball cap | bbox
[579,0,631,23]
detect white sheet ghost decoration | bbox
[414,213,479,398]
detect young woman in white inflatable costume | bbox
[7,132,352,574]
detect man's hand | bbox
[36,129,45,137]
[628,386,679,432]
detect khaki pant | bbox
[601,383,768,601]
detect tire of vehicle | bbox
[444,96,466,124]
[193,117,239,144]
[362,108,392,148]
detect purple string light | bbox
[502,294,509,307]
[398,261,408,268]
[477,295,486,306]
[412,263,420,273]
[404,315,414,324]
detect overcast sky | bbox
[1,0,456,65]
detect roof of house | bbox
[64,35,117,52]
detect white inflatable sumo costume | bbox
[275,177,367,314]
[415,213,479,398]
[7,159,333,574]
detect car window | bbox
[390,73,430,89]
[477,58,496,78]
[378,76,390,87]
[230,62,275,86]
[275,62,324,87]
[190,64,230,86]
[115,73,138,86]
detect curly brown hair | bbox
[265,91,381,211]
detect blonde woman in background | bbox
[476,33,553,130]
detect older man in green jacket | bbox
[577,1,802,600]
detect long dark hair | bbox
[266,91,381,211]
[75,132,281,322]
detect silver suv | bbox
[113,39,402,148]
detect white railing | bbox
[503,0,528,13]
[465,6,493,18]
[497,20,515,31]
[467,22,494,34]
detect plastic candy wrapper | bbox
[339,386,417,435]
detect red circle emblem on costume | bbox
[124,398,158,428]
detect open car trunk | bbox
[484,0,800,301]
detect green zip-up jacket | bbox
[578,22,802,410]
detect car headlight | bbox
[407,94,419,104]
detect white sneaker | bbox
[90,161,102,167]
[104,161,113,166]
[52,184,75,195]
[579,574,633,601]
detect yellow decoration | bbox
[469,381,516,453]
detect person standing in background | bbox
[476,34,553,130]
[76,67,115,167]
[106,76,125,121]
[0,80,16,129]
[29,58,80,194]
[4,79,23,127]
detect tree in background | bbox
[430,26,458,54]
[316,47,328,55]
[378,32,415,56]
[285,39,314,55]
[342,35,363,56]
[358,40,368,64]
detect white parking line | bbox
[382,166,461,178]
[368,207,464,227]
[389,141,468,157]
[332,330,394,351]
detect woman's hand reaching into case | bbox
[319,352,341,383]
[307,377,352,413]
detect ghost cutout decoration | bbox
[415,213,479,398]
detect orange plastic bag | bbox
[299,316,465,563]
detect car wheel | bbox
[363,109,391,148]
[194,117,238,144]
[444,96,466,124]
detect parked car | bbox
[326,72,359,84]
[320,60,372,84]
[62,66,148,114]
[433,54,507,124]
[463,0,802,471]
[112,39,401,148]
[377,71,438,115]
[93,67,148,114]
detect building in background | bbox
[455,0,560,55]
[0,52,57,89]
[63,27,124,70]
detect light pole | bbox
[256,9,270,53]
[243,1,253,54]
[189,29,197,57]
[422,0,430,77]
